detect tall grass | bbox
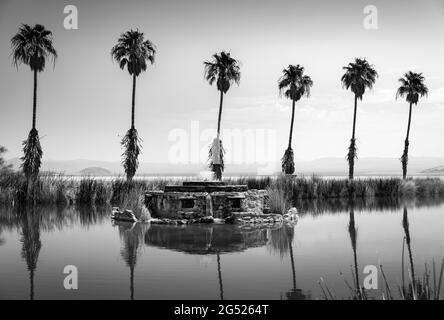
[1,171,443,206]
[226,175,444,200]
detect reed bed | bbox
[227,175,444,200]
[319,259,444,300]
[0,171,443,207]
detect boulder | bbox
[197,216,214,224]
[284,207,299,222]
[111,208,138,223]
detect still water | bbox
[0,198,443,300]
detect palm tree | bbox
[204,51,241,180]
[341,58,378,180]
[278,65,313,175]
[111,30,156,181]
[396,72,428,179]
[11,24,57,192]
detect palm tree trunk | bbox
[349,209,361,299]
[289,240,296,290]
[403,207,416,292]
[402,102,413,179]
[348,95,358,180]
[32,69,37,130]
[217,253,224,300]
[217,90,224,137]
[130,265,134,300]
[30,268,34,300]
[131,74,137,129]
[288,99,296,149]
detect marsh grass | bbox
[266,186,291,215]
[0,171,443,206]
[226,175,444,200]
[319,259,444,300]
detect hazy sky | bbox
[1,0,444,166]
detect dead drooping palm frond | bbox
[208,138,225,180]
[282,147,295,175]
[21,128,42,181]
[347,138,358,180]
[121,128,142,181]
[401,140,409,179]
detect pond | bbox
[0,197,443,300]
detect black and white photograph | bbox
[0,0,444,312]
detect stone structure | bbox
[144,181,267,220]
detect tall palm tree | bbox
[10,24,57,190]
[341,58,378,180]
[396,72,428,179]
[111,30,156,181]
[278,65,313,175]
[204,51,241,180]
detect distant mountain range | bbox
[5,157,444,176]
[421,166,444,174]
[79,167,112,176]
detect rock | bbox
[225,215,235,224]
[284,207,299,222]
[112,208,138,223]
[197,216,214,224]
[213,218,225,224]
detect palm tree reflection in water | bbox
[348,202,366,300]
[268,225,310,300]
[117,221,146,300]
[19,207,42,300]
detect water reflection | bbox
[0,197,443,300]
[297,196,444,216]
[145,224,269,299]
[116,221,147,300]
[347,203,364,300]
[145,224,269,255]
[216,253,224,300]
[18,207,42,300]
[267,225,311,300]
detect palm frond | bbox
[341,58,377,99]
[208,138,225,180]
[20,128,42,181]
[278,64,313,102]
[396,71,428,105]
[204,51,241,93]
[347,138,358,179]
[121,128,142,181]
[111,29,156,77]
[401,140,409,178]
[281,147,295,175]
[10,24,57,72]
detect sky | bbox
[1,0,444,167]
